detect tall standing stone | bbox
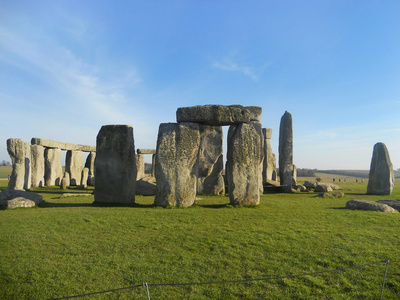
[85,151,96,185]
[226,121,263,205]
[279,111,293,191]
[7,138,26,190]
[24,143,32,190]
[136,153,145,180]
[262,128,277,183]
[44,148,62,186]
[155,122,200,207]
[367,142,394,195]
[196,125,225,195]
[31,145,45,187]
[94,125,136,204]
[65,150,83,186]
[81,167,89,188]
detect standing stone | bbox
[7,138,26,190]
[31,145,45,187]
[279,111,294,190]
[85,152,96,186]
[262,128,277,183]
[44,148,63,186]
[151,154,156,177]
[155,122,200,207]
[367,142,394,195]
[196,125,225,195]
[226,121,263,205]
[61,172,70,190]
[24,142,32,190]
[136,153,145,180]
[81,167,89,188]
[65,150,83,186]
[94,125,136,204]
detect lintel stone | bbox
[31,138,95,152]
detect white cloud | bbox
[212,60,259,81]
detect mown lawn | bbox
[0,179,399,299]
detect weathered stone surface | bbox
[176,105,261,126]
[85,152,96,177]
[61,172,70,190]
[367,142,394,195]
[31,138,96,152]
[0,189,42,209]
[137,149,156,154]
[136,153,145,180]
[155,122,200,207]
[7,138,26,190]
[377,200,400,211]
[65,150,83,186]
[24,143,31,190]
[31,145,45,187]
[44,148,62,186]
[226,121,263,205]
[81,167,89,188]
[136,176,157,196]
[346,199,397,213]
[262,128,277,183]
[304,180,317,189]
[315,184,333,193]
[7,197,36,209]
[196,125,225,195]
[279,111,294,188]
[94,125,136,204]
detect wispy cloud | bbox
[212,60,259,81]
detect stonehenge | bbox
[6,137,96,190]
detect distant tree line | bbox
[296,168,317,177]
[1,160,11,166]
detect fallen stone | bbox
[304,180,317,189]
[376,200,400,211]
[136,177,157,196]
[315,184,333,193]
[60,193,92,198]
[7,197,36,209]
[346,199,397,213]
[0,189,43,209]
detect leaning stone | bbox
[7,138,26,190]
[196,125,225,195]
[94,125,137,204]
[155,122,200,207]
[279,111,293,187]
[31,145,45,187]
[346,199,397,213]
[176,105,260,126]
[367,142,394,195]
[376,200,400,211]
[44,148,62,186]
[226,121,263,205]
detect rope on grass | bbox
[49,260,388,299]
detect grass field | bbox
[1,177,400,299]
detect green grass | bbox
[1,179,400,299]
[0,165,12,179]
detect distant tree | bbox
[1,160,11,166]
[315,177,322,182]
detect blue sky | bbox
[1,0,399,170]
